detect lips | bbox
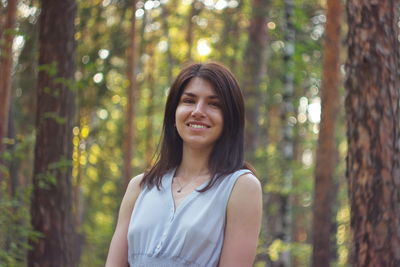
[186,121,211,128]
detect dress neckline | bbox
[167,168,210,214]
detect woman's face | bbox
[175,77,224,150]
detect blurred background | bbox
[1,0,362,266]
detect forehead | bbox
[182,77,217,96]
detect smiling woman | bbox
[175,77,224,150]
[105,62,262,267]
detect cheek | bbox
[175,107,187,131]
[215,111,224,126]
[175,106,185,121]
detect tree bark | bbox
[160,0,174,83]
[273,0,296,265]
[345,0,400,265]
[218,1,243,73]
[312,0,342,266]
[0,0,17,169]
[123,0,137,190]
[144,45,156,166]
[185,0,202,61]
[243,0,269,161]
[28,0,77,266]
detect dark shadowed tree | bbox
[242,0,269,161]
[312,0,342,266]
[0,0,17,168]
[273,0,296,265]
[28,0,77,266]
[345,0,400,265]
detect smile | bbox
[187,123,209,129]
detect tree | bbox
[0,0,17,168]
[144,43,156,166]
[185,0,202,61]
[28,0,77,266]
[345,0,400,265]
[311,0,342,265]
[275,0,296,265]
[242,0,269,161]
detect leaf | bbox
[38,62,58,77]
[43,112,66,124]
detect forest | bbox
[0,0,399,266]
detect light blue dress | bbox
[127,168,251,267]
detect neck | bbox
[176,145,213,179]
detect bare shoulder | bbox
[128,173,144,190]
[233,172,262,195]
[119,173,145,215]
[126,173,145,195]
[227,172,262,211]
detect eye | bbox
[181,98,195,104]
[209,101,221,108]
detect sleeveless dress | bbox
[127,168,251,267]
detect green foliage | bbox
[43,112,66,124]
[38,62,58,77]
[33,157,73,190]
[0,186,40,267]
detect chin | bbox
[183,139,216,150]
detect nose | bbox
[191,102,206,118]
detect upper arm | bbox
[219,173,263,267]
[105,174,144,267]
[116,174,143,225]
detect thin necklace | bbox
[174,176,191,193]
[174,176,204,193]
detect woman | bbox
[105,62,262,267]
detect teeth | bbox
[189,124,206,128]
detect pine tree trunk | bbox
[0,2,4,41]
[274,0,296,265]
[186,0,202,61]
[28,0,77,266]
[311,0,342,266]
[243,0,269,161]
[123,0,137,189]
[218,1,243,73]
[161,1,174,83]
[144,46,156,166]
[345,0,400,265]
[0,0,17,164]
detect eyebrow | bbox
[182,92,219,99]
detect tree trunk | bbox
[218,1,243,73]
[0,0,17,169]
[161,0,175,83]
[274,0,296,265]
[0,1,4,41]
[242,0,269,161]
[345,0,400,265]
[311,0,342,266]
[144,45,156,166]
[123,0,137,190]
[185,0,202,61]
[28,0,77,266]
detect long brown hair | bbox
[141,62,253,191]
